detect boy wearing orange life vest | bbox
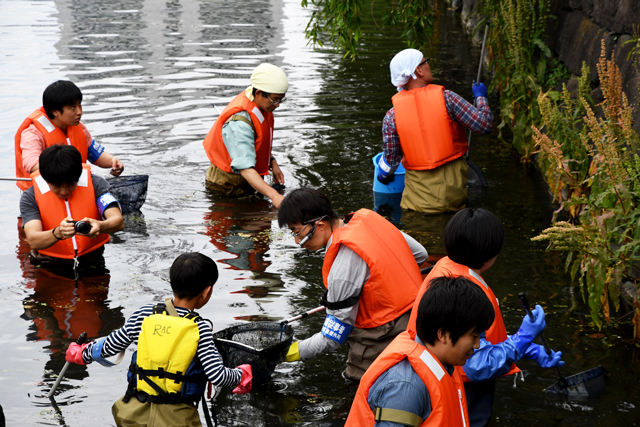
[15,80,123,192]
[345,276,495,427]
[203,63,288,207]
[377,49,493,213]
[407,208,564,427]
[19,145,124,267]
[278,188,428,382]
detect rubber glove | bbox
[507,304,546,357]
[66,342,90,365]
[285,341,300,362]
[376,154,397,185]
[472,82,488,98]
[524,344,565,368]
[377,174,395,185]
[232,364,252,394]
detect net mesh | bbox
[213,322,294,384]
[106,175,148,214]
[544,366,608,398]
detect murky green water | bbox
[0,0,638,425]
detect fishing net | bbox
[213,322,294,384]
[106,175,149,214]
[544,366,608,398]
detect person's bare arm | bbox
[239,168,284,208]
[79,206,124,237]
[24,216,76,250]
[93,152,124,176]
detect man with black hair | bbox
[203,63,288,207]
[407,208,564,427]
[345,276,495,426]
[15,80,124,192]
[65,252,252,427]
[19,145,123,265]
[278,187,428,382]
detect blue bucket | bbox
[372,153,405,194]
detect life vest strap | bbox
[225,114,256,135]
[374,407,423,427]
[321,289,361,310]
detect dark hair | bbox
[277,188,340,228]
[169,252,219,299]
[43,80,83,119]
[252,87,270,98]
[416,275,495,346]
[444,208,504,269]
[39,145,83,186]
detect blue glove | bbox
[376,154,398,185]
[472,82,488,98]
[507,305,546,357]
[523,343,565,368]
[377,174,395,185]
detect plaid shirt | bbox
[382,90,493,166]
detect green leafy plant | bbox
[479,0,555,160]
[532,41,640,340]
[301,0,437,59]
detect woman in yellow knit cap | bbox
[203,63,288,207]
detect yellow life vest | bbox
[133,299,202,399]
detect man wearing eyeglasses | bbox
[278,187,428,382]
[377,49,493,213]
[203,63,288,207]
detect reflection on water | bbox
[0,0,639,425]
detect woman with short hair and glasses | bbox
[377,49,494,213]
[277,187,428,382]
[203,63,288,207]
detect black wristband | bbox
[52,227,63,241]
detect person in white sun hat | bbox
[203,63,288,207]
[377,49,494,213]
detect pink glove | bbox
[232,364,252,394]
[66,342,90,365]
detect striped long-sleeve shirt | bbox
[382,90,493,166]
[82,303,242,388]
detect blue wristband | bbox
[87,139,105,163]
[321,314,354,344]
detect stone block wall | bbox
[449,0,640,129]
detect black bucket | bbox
[106,175,149,214]
[212,322,294,384]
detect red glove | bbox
[66,342,90,365]
[232,364,252,394]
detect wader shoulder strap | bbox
[225,114,256,134]
[164,297,179,317]
[374,407,424,427]
[321,289,361,311]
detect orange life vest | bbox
[322,209,422,329]
[15,107,88,191]
[407,257,520,381]
[31,164,110,259]
[202,92,274,176]
[392,85,468,171]
[345,330,469,427]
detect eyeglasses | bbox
[418,58,430,67]
[291,215,327,238]
[266,94,286,106]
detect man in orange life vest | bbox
[278,188,428,382]
[15,80,124,192]
[203,63,288,207]
[19,145,124,266]
[345,276,495,427]
[407,208,564,427]
[377,49,493,213]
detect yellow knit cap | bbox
[244,63,288,101]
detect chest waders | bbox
[123,298,217,427]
